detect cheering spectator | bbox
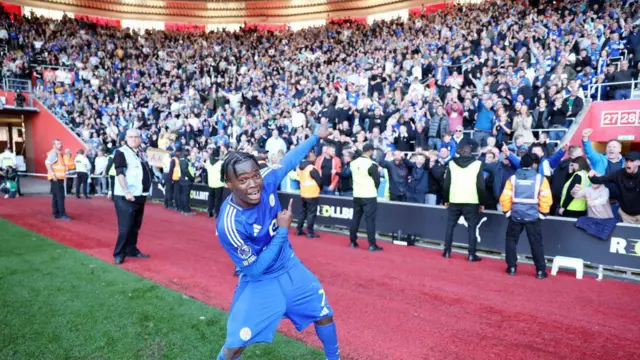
[265,130,287,156]
[428,106,449,150]
[589,151,640,224]
[406,153,430,204]
[581,128,625,216]
[380,150,411,202]
[512,105,535,145]
[315,144,341,195]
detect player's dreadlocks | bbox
[221,151,260,183]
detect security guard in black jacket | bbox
[349,144,383,251]
[442,140,486,261]
[177,150,195,215]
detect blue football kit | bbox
[216,134,339,360]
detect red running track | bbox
[2,196,640,360]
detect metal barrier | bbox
[28,64,72,70]
[460,121,575,145]
[589,79,640,101]
[2,78,32,93]
[0,78,36,108]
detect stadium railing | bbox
[0,78,36,108]
[589,79,640,102]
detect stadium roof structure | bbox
[9,0,431,22]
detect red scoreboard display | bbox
[601,110,640,127]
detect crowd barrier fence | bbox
[149,182,640,273]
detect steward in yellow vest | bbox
[349,144,383,251]
[559,159,591,218]
[296,151,322,238]
[176,149,195,215]
[442,141,486,261]
[205,154,225,218]
[159,152,176,210]
[63,149,76,195]
[166,149,181,210]
[499,153,552,279]
[45,139,70,220]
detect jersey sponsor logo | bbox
[238,244,253,259]
[268,218,279,236]
[269,193,276,207]
[239,327,252,341]
[253,224,262,236]
[317,205,353,220]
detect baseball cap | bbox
[624,151,640,161]
[363,143,375,153]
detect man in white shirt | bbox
[74,149,92,199]
[94,150,109,195]
[265,129,288,156]
[0,146,16,170]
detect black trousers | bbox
[108,176,115,201]
[350,197,377,246]
[297,197,318,233]
[163,173,174,209]
[179,182,193,213]
[173,182,181,211]
[66,175,74,194]
[75,172,88,198]
[505,219,546,272]
[444,204,480,254]
[207,187,224,216]
[390,193,406,202]
[113,196,146,258]
[50,180,66,217]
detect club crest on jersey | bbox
[238,244,252,259]
[239,327,252,341]
[269,193,276,207]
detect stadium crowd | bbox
[0,0,638,225]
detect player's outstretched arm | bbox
[272,123,329,184]
[273,134,319,184]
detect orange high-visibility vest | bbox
[47,150,67,180]
[64,154,76,170]
[297,164,320,198]
[171,157,181,181]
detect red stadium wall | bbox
[329,17,367,25]
[74,14,121,28]
[568,100,640,152]
[244,23,287,32]
[24,98,87,174]
[409,3,448,16]
[165,22,205,32]
[0,1,22,19]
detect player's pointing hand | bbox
[277,199,294,228]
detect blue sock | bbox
[216,349,242,360]
[315,322,340,360]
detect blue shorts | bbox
[224,262,334,348]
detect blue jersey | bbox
[217,134,319,280]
